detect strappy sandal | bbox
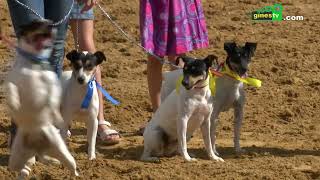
[97,120,120,145]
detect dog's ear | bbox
[204,54,218,69]
[18,19,52,37]
[94,51,106,65]
[66,50,80,61]
[179,56,194,65]
[224,42,237,55]
[244,42,257,57]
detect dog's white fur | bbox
[60,56,99,160]
[141,69,223,162]
[5,38,78,177]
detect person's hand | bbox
[79,0,97,13]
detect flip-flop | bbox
[97,120,120,145]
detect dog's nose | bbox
[182,80,189,87]
[77,77,85,84]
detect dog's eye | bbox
[73,62,82,70]
[85,64,94,70]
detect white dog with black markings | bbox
[210,42,257,159]
[4,20,78,178]
[141,55,224,162]
[60,50,106,160]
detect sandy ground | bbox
[0,0,319,179]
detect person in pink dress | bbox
[139,0,210,134]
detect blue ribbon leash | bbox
[81,79,120,109]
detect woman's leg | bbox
[147,55,163,112]
[147,55,181,112]
[44,0,72,76]
[69,19,120,144]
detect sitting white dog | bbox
[5,20,78,178]
[60,50,107,160]
[141,55,224,162]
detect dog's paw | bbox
[67,130,72,138]
[19,168,30,179]
[210,155,224,162]
[184,157,197,162]
[235,148,247,155]
[140,156,160,163]
[88,154,96,160]
[74,170,80,177]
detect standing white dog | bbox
[141,55,224,162]
[5,20,78,178]
[210,42,258,159]
[60,50,106,160]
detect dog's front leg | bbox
[201,111,224,162]
[5,82,21,113]
[234,101,245,154]
[86,112,98,160]
[210,103,223,157]
[177,104,194,161]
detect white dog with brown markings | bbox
[5,20,78,178]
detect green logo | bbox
[252,4,283,21]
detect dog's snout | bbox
[182,80,188,87]
[77,76,85,84]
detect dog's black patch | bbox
[18,20,53,40]
[66,50,106,70]
[224,42,257,76]
[178,55,217,90]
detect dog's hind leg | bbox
[9,131,36,178]
[164,141,178,157]
[44,125,79,176]
[141,127,164,162]
[86,113,98,160]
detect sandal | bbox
[137,124,146,136]
[97,120,120,145]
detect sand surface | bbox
[0,0,319,179]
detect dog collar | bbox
[81,78,120,109]
[16,47,50,64]
[221,63,262,87]
[176,72,216,95]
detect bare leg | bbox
[147,55,163,112]
[70,19,120,143]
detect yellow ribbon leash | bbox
[175,64,261,97]
[222,64,262,88]
[175,75,184,94]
